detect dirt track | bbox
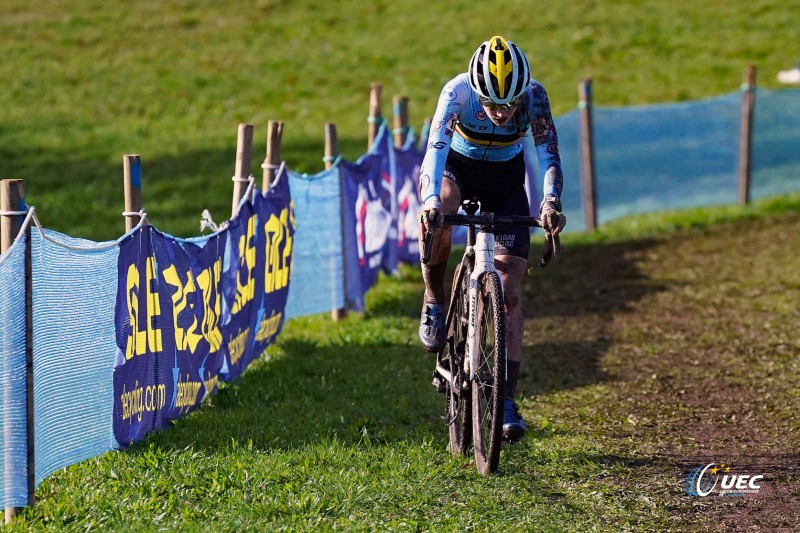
[521,211,800,530]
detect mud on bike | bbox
[421,200,563,475]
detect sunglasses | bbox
[479,96,522,111]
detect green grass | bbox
[1,0,798,240]
[2,0,800,530]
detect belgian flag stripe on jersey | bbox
[455,124,520,147]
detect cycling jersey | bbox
[419,72,563,204]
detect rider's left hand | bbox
[539,195,565,239]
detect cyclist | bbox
[417,35,565,442]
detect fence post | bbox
[0,179,24,252]
[1,179,34,522]
[262,120,284,191]
[737,64,757,206]
[578,78,598,232]
[368,83,383,150]
[392,95,409,148]
[231,124,254,215]
[122,155,143,232]
[325,122,339,171]
[325,123,347,322]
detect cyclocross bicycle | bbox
[421,200,561,475]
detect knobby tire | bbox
[445,260,472,456]
[472,271,506,475]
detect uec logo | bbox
[685,463,764,497]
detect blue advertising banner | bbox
[394,145,423,264]
[112,174,294,448]
[341,156,386,311]
[339,127,394,310]
[374,127,399,274]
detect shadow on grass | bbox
[124,237,666,458]
[521,238,666,396]
[105,184,663,455]
[140,334,457,453]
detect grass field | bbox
[2,0,800,530]
[9,197,799,531]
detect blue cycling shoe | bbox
[419,302,445,353]
[502,399,527,443]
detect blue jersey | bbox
[419,73,563,204]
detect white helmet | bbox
[468,36,531,105]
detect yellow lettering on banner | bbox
[175,372,203,412]
[196,258,223,352]
[264,206,294,294]
[227,328,250,366]
[120,381,166,423]
[203,373,219,401]
[232,216,257,314]
[163,265,203,354]
[256,311,283,343]
[125,264,145,360]
[145,256,163,353]
[125,256,163,360]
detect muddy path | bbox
[521,211,800,530]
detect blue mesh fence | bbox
[283,166,345,319]
[0,232,29,509]
[30,229,119,485]
[752,88,800,199]
[556,88,800,231]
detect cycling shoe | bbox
[502,399,527,443]
[419,302,445,353]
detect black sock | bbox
[505,361,521,401]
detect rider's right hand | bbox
[418,195,443,234]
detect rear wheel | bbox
[472,272,506,475]
[444,261,472,456]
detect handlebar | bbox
[420,212,560,268]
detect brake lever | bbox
[539,233,561,268]
[421,230,434,264]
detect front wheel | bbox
[472,271,506,475]
[445,261,472,456]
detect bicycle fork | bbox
[466,230,504,382]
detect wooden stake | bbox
[0,179,24,252]
[737,64,757,206]
[122,155,142,232]
[324,122,339,171]
[368,83,382,150]
[262,120,284,191]
[393,95,409,148]
[578,79,598,232]
[1,179,33,522]
[231,123,254,215]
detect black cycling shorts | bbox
[443,150,531,259]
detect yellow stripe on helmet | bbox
[488,35,511,99]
